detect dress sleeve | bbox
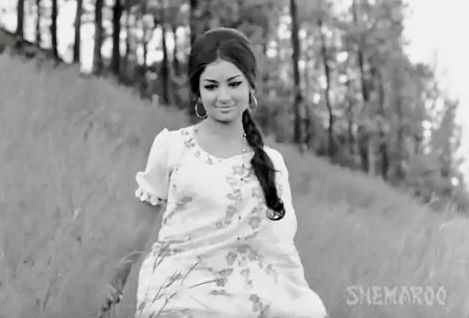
[135,128,171,206]
[272,148,298,234]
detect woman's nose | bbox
[217,85,231,101]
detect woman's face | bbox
[199,59,251,124]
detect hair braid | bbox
[242,110,285,220]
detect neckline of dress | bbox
[190,124,255,162]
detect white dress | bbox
[134,124,327,318]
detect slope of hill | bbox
[0,53,467,318]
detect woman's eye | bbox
[204,85,216,90]
[230,82,242,87]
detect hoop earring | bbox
[195,99,207,119]
[249,93,258,110]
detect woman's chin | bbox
[214,114,239,123]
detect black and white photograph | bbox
[0,0,468,317]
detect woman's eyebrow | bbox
[202,75,242,83]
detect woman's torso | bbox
[135,125,326,318]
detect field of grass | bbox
[0,52,468,318]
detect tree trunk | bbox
[123,0,132,81]
[93,0,104,74]
[353,0,372,173]
[303,103,314,151]
[50,0,58,59]
[395,77,405,181]
[172,25,180,76]
[318,17,334,158]
[73,0,83,63]
[35,0,41,46]
[189,0,199,46]
[352,0,369,103]
[16,0,25,46]
[367,137,375,175]
[358,126,369,172]
[376,69,389,179]
[139,1,149,98]
[111,0,123,76]
[289,0,302,146]
[141,2,148,68]
[347,104,354,155]
[187,0,200,118]
[160,10,170,105]
[345,79,355,156]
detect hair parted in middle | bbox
[188,27,285,221]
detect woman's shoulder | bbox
[147,126,186,156]
[169,125,195,136]
[263,145,285,165]
[155,125,191,141]
[264,145,282,157]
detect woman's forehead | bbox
[200,59,245,82]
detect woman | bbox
[104,27,327,318]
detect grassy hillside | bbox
[0,52,468,318]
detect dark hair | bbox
[189,28,285,221]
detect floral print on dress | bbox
[216,204,238,228]
[162,196,193,226]
[222,243,279,285]
[182,126,219,165]
[195,260,235,291]
[217,162,255,229]
[249,293,272,318]
[134,125,328,318]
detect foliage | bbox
[0,0,466,209]
[1,53,468,318]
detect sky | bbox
[0,0,468,180]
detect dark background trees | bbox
[3,0,467,211]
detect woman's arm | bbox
[99,198,165,316]
[110,198,166,291]
[100,129,172,314]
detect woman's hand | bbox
[97,281,123,317]
[100,283,122,313]
[97,250,142,317]
[97,267,129,317]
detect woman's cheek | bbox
[200,91,214,107]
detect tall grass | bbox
[0,53,467,318]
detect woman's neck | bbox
[198,118,245,141]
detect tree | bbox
[342,0,407,176]
[141,0,148,69]
[172,25,180,75]
[73,0,83,63]
[289,0,303,147]
[111,0,123,75]
[16,0,25,46]
[189,0,208,46]
[351,0,373,174]
[293,0,336,156]
[405,98,463,207]
[430,98,463,188]
[317,16,335,157]
[122,0,133,80]
[189,0,197,45]
[159,3,170,105]
[50,0,58,59]
[93,0,104,74]
[35,0,41,46]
